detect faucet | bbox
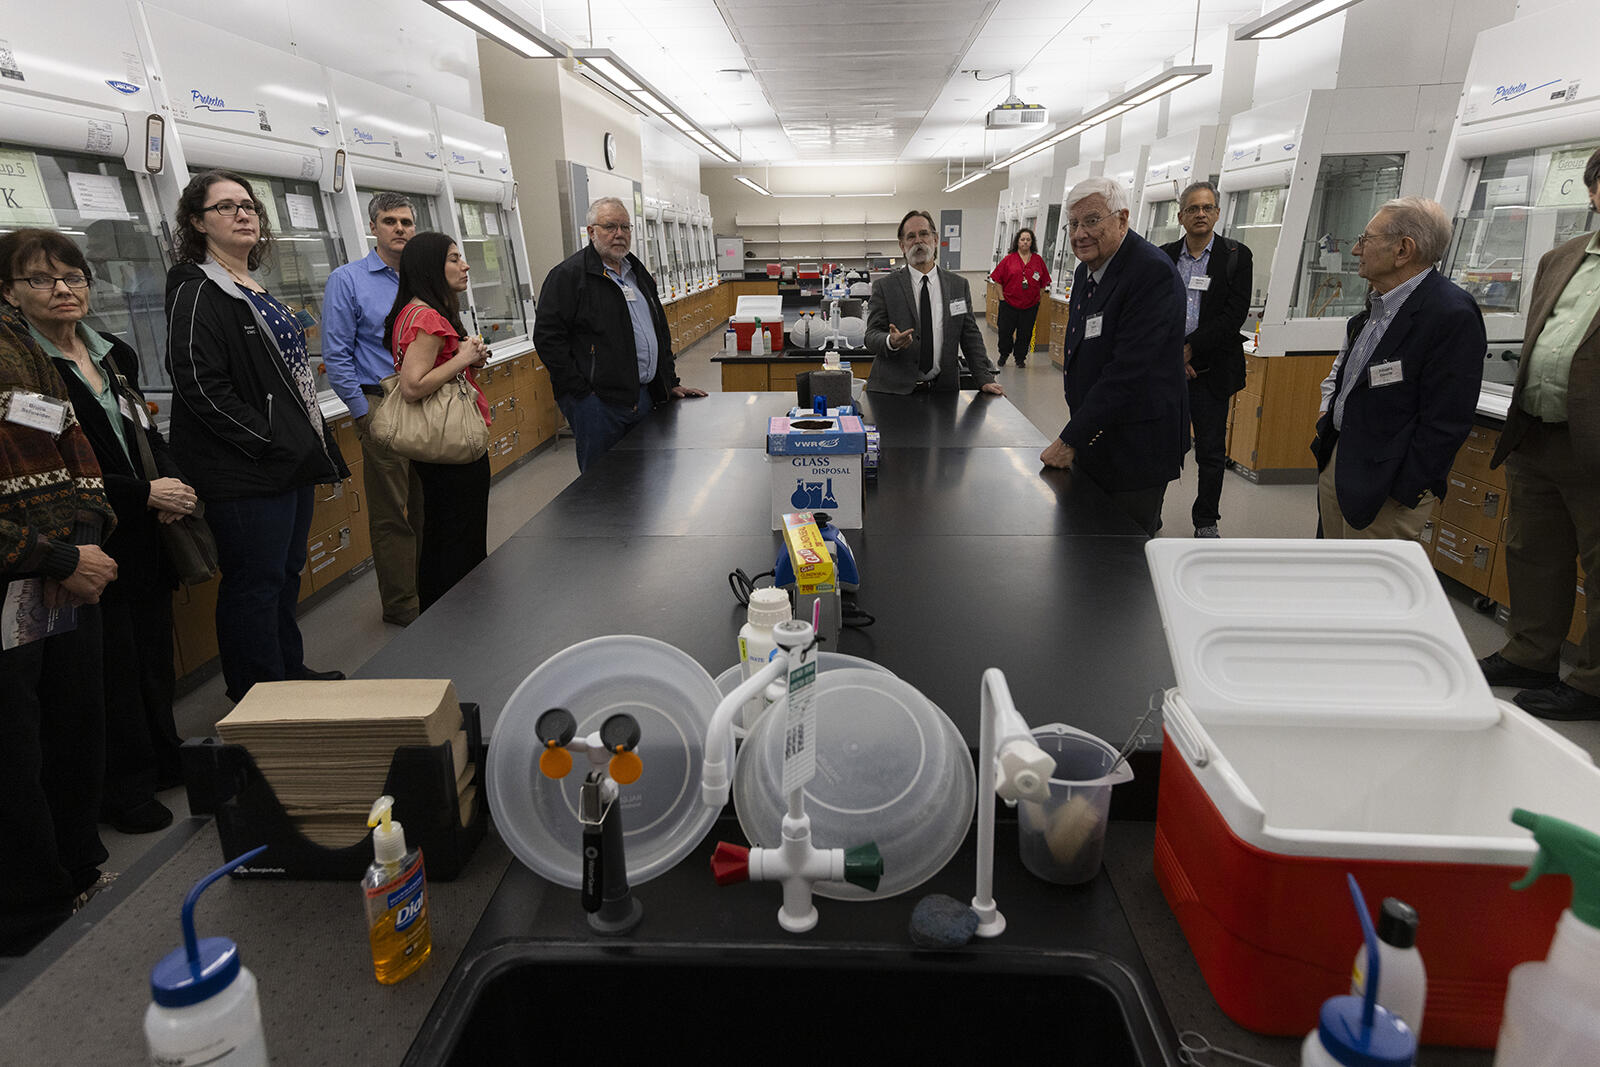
[535,708,645,935]
[702,619,883,933]
[972,668,1054,937]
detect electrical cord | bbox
[728,567,775,607]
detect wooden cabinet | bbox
[717,356,874,392]
[1226,353,1336,483]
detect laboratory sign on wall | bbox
[0,148,54,226]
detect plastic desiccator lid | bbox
[487,635,726,889]
[746,587,791,629]
[733,668,975,900]
[1316,996,1416,1067]
[1377,898,1418,948]
[151,936,241,1008]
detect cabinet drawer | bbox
[1437,472,1505,542]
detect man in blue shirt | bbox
[322,192,423,625]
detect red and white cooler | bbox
[1144,539,1600,1048]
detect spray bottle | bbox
[751,318,767,357]
[363,795,432,985]
[1492,808,1600,1066]
[145,845,270,1066]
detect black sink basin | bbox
[432,941,1165,1064]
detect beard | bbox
[908,243,935,265]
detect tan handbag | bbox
[369,305,489,464]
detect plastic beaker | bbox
[1017,723,1134,885]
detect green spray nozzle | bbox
[1510,808,1600,929]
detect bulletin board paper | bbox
[67,173,132,220]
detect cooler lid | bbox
[1144,540,1499,730]
[734,295,784,321]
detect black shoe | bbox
[1478,652,1559,690]
[997,357,1009,367]
[1514,682,1600,721]
[108,799,173,835]
[1015,360,1026,369]
[293,667,347,682]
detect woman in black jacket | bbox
[164,170,348,703]
[1,228,190,833]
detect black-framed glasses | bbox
[11,273,90,290]
[1354,231,1399,247]
[902,229,936,241]
[592,222,632,234]
[1180,203,1219,217]
[205,201,261,218]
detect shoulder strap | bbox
[107,364,161,482]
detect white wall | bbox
[142,0,482,114]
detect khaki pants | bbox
[354,410,424,624]
[1317,444,1435,542]
[1501,421,1600,697]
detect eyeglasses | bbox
[902,229,935,241]
[593,222,632,234]
[1067,213,1117,233]
[1354,231,1399,247]
[205,201,260,218]
[12,273,90,290]
[1180,203,1219,217]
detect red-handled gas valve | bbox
[710,841,750,886]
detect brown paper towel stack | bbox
[216,679,473,848]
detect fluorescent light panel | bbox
[1235,0,1366,40]
[573,48,740,163]
[993,65,1211,171]
[943,169,990,193]
[434,1,560,59]
[734,175,772,196]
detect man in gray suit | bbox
[865,210,1005,396]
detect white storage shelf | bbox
[735,214,901,266]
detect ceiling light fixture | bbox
[944,168,990,193]
[1235,0,1366,40]
[429,0,561,59]
[573,48,741,163]
[991,64,1211,171]
[734,175,772,196]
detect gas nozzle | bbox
[1510,808,1600,928]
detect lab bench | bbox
[0,393,1496,1065]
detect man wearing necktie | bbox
[865,210,1005,397]
[1040,178,1189,537]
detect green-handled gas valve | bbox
[844,842,884,893]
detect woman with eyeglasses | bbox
[165,170,348,704]
[382,232,491,611]
[988,227,1051,369]
[1,228,193,835]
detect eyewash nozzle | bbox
[1510,808,1600,929]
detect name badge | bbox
[119,394,153,430]
[1369,361,1403,387]
[1085,314,1104,339]
[949,299,968,315]
[1032,271,1041,281]
[1188,275,1212,291]
[621,285,639,302]
[4,391,68,435]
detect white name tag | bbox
[949,299,968,315]
[1031,271,1040,281]
[4,392,68,435]
[1369,361,1403,387]
[1085,314,1104,339]
[118,394,152,429]
[620,284,639,302]
[1188,274,1212,291]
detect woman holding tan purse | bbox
[382,232,491,612]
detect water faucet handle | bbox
[600,713,643,784]
[710,841,751,886]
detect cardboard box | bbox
[767,414,866,454]
[767,414,865,530]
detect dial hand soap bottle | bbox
[363,795,432,984]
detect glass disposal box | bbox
[1144,539,1599,1049]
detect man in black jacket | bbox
[1161,181,1254,538]
[533,197,706,472]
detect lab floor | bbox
[107,320,1600,876]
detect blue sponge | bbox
[909,894,978,948]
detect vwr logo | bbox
[790,438,841,450]
[310,126,330,137]
[105,80,141,95]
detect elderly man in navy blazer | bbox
[1311,197,1484,540]
[865,210,1005,397]
[1040,177,1189,537]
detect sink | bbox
[419,941,1173,1064]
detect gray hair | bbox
[586,197,629,225]
[1179,180,1219,210]
[366,191,415,226]
[1065,177,1129,216]
[1378,196,1452,265]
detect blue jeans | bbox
[208,486,315,702]
[558,387,654,473]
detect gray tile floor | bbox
[106,320,1597,873]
